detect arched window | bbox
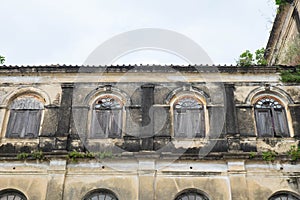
[0,189,27,200]
[90,95,123,138]
[175,190,209,200]
[254,97,289,137]
[6,96,44,138]
[173,96,205,138]
[83,190,118,200]
[269,192,300,200]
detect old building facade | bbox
[0,65,299,200]
[1,1,300,199]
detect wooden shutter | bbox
[174,109,186,137]
[6,110,41,138]
[109,109,122,138]
[191,108,205,138]
[176,108,205,139]
[189,109,199,138]
[6,110,26,138]
[255,109,273,137]
[92,109,123,138]
[91,110,108,138]
[272,109,289,137]
[25,110,42,138]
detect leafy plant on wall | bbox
[236,48,267,66]
[280,68,300,83]
[275,0,293,6]
[0,55,4,64]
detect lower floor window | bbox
[269,193,300,200]
[83,190,118,200]
[0,190,27,200]
[175,191,209,200]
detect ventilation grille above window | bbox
[255,98,282,109]
[94,97,122,109]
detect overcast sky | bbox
[0,0,277,65]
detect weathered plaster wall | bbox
[0,159,299,200]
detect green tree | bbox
[236,48,267,66]
[0,55,4,64]
[275,0,292,6]
[236,50,254,67]
[255,48,268,65]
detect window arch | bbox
[6,95,44,138]
[173,96,205,138]
[90,95,123,138]
[0,189,27,200]
[175,190,209,200]
[269,191,300,200]
[83,189,118,200]
[254,96,289,137]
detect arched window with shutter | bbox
[254,97,289,137]
[173,96,205,138]
[6,96,44,138]
[90,95,123,138]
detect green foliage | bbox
[85,152,95,158]
[236,48,267,66]
[67,150,86,162]
[249,152,257,159]
[275,0,291,6]
[67,151,114,162]
[288,145,300,161]
[255,48,268,65]
[98,151,114,159]
[237,50,254,67]
[0,55,5,64]
[280,68,300,83]
[31,151,44,160]
[262,151,277,161]
[17,152,29,160]
[16,151,44,160]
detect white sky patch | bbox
[0,0,277,65]
[113,50,189,65]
